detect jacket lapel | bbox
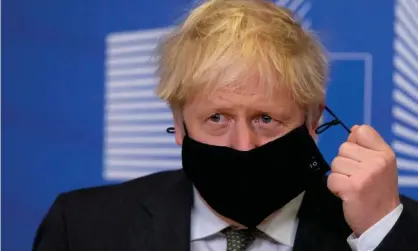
[133,171,354,251]
[293,179,353,251]
[141,170,194,251]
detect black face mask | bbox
[167,106,350,228]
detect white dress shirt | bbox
[190,187,403,251]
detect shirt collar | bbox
[190,187,229,241]
[257,192,304,246]
[190,187,305,247]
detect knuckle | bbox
[362,124,373,132]
[363,124,372,129]
[357,125,366,133]
[358,125,371,137]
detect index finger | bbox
[347,125,390,151]
[346,125,360,143]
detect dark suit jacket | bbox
[33,170,418,251]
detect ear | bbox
[308,104,325,137]
[173,111,184,146]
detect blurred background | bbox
[3,0,418,250]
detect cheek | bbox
[191,130,231,147]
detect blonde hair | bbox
[155,0,328,116]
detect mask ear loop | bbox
[166,123,189,135]
[315,106,351,134]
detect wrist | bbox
[353,199,400,236]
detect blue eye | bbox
[260,115,273,123]
[209,113,223,123]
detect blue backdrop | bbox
[3,0,418,250]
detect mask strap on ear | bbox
[315,106,351,134]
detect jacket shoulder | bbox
[32,170,184,251]
[400,194,418,220]
[59,169,185,206]
[33,170,186,251]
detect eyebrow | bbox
[195,102,295,119]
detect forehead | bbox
[187,80,298,112]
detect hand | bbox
[327,125,401,236]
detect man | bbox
[33,0,418,250]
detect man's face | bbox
[175,81,320,150]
